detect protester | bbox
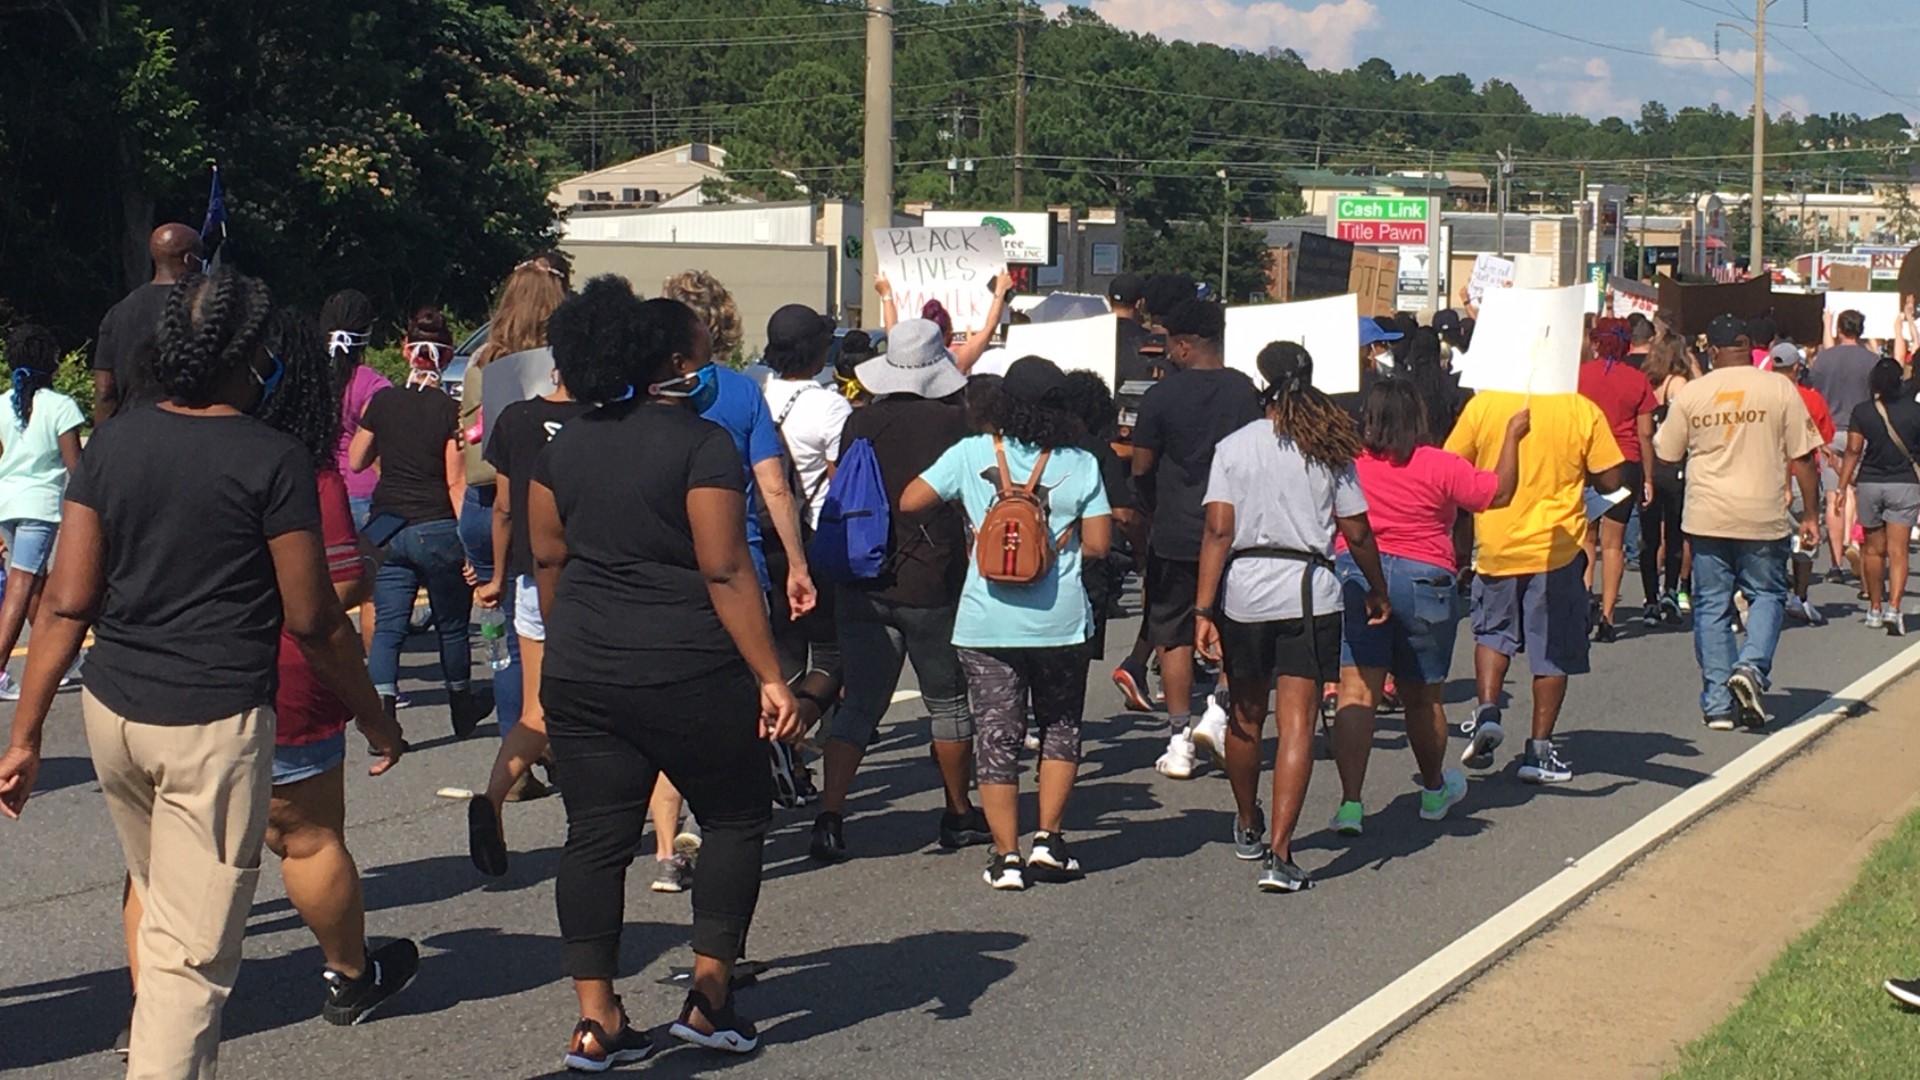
[1772,343,1836,625]
[1193,342,1389,893]
[903,355,1112,891]
[1060,370,1142,661]
[1402,325,1469,443]
[320,291,391,529]
[831,329,880,405]
[1809,309,1878,580]
[1577,318,1657,642]
[1110,272,1157,391]
[876,269,1017,376]
[0,268,402,1079]
[0,325,85,700]
[528,280,796,1066]
[1128,299,1264,778]
[1331,318,1404,420]
[91,223,203,423]
[462,257,570,744]
[1639,333,1693,624]
[1654,314,1821,730]
[1330,378,1527,836]
[350,308,492,740]
[1445,348,1624,782]
[1836,358,1920,635]
[1625,317,1656,368]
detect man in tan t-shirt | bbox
[1653,313,1821,731]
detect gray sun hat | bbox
[855,318,967,399]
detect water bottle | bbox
[479,607,510,671]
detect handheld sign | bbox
[1004,314,1118,389]
[873,226,1008,335]
[1224,294,1362,396]
[1467,253,1516,304]
[1825,290,1904,339]
[479,347,558,455]
[1457,284,1586,396]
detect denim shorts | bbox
[514,573,545,642]
[272,730,346,786]
[1469,553,1592,678]
[0,518,58,576]
[1337,552,1463,685]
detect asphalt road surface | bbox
[2,576,1910,1080]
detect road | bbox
[1,576,1911,1080]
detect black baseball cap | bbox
[1002,355,1070,405]
[1706,313,1749,348]
[766,303,836,352]
[1107,273,1146,305]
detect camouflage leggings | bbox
[958,646,1090,785]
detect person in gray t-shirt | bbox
[1809,309,1880,578]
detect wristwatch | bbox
[1194,605,1219,620]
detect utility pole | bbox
[1496,147,1513,258]
[1013,10,1028,211]
[861,0,895,326]
[1750,0,1768,270]
[1218,169,1231,299]
[1639,163,1651,280]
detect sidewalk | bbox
[1349,671,1920,1080]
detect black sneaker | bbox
[938,806,991,849]
[1886,976,1920,1009]
[1640,602,1662,627]
[468,795,508,877]
[669,989,759,1054]
[1704,713,1739,732]
[1027,831,1083,879]
[321,939,420,1026]
[1592,618,1617,643]
[563,1004,655,1072]
[1727,665,1769,730]
[448,687,494,740]
[809,811,847,862]
[1257,850,1313,893]
[1660,594,1683,624]
[1518,739,1573,784]
[983,850,1026,891]
[112,999,132,1057]
[769,742,801,809]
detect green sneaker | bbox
[1330,800,1364,836]
[1419,770,1469,822]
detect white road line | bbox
[1247,638,1920,1080]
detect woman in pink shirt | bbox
[1328,380,1526,834]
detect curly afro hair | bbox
[985,383,1086,450]
[259,307,341,467]
[548,276,703,404]
[155,269,274,406]
[1057,369,1116,440]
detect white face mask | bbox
[1372,346,1396,371]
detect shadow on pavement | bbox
[0,967,128,1067]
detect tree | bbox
[725,62,862,200]
[1877,182,1920,244]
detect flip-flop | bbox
[467,795,508,877]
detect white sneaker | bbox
[1803,601,1828,627]
[1189,699,1229,765]
[1155,732,1197,780]
[1785,596,1810,622]
[1023,731,1041,752]
[0,672,17,702]
[1865,608,1886,629]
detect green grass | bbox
[1666,805,1920,1080]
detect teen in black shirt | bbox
[521,277,796,1069]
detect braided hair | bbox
[4,323,60,429]
[319,289,376,394]
[1255,341,1361,471]
[258,307,341,466]
[155,269,274,406]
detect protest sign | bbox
[873,225,1009,335]
[1826,290,1905,338]
[1609,275,1658,319]
[1657,275,1771,336]
[1293,232,1355,300]
[1004,314,1118,388]
[1023,292,1111,324]
[1456,284,1586,396]
[479,347,558,455]
[1467,253,1516,303]
[1223,293,1361,396]
[1900,246,1920,307]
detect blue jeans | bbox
[460,485,522,736]
[370,518,474,696]
[1690,535,1790,717]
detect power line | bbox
[1024,72,1545,119]
[1447,0,1722,61]
[1802,24,1920,108]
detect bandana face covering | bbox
[327,329,371,357]
[404,341,450,389]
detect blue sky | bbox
[1039,0,1920,121]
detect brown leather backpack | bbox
[975,436,1069,585]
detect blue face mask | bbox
[650,363,719,412]
[252,350,286,413]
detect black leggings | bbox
[546,668,772,978]
[1641,469,1686,603]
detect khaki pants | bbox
[84,691,274,1080]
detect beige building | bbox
[550,143,728,212]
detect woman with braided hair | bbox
[0,324,84,701]
[1193,342,1391,894]
[0,268,403,1078]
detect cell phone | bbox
[361,512,408,549]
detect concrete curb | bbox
[1246,640,1920,1080]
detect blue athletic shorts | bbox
[1469,553,1592,678]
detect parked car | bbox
[442,321,490,402]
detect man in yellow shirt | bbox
[1652,314,1821,731]
[1445,387,1623,783]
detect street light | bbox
[1218,168,1231,300]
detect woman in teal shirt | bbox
[0,325,85,700]
[903,357,1111,892]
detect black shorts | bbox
[1144,553,1200,649]
[1602,461,1644,524]
[1220,612,1343,687]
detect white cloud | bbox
[1049,0,1382,70]
[1516,55,1636,119]
[1649,27,1788,77]
[1584,57,1610,80]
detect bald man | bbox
[92,224,204,423]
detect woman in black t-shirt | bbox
[523,277,797,1069]
[1838,358,1920,633]
[0,269,402,1076]
[348,308,490,740]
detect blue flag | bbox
[200,166,227,243]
